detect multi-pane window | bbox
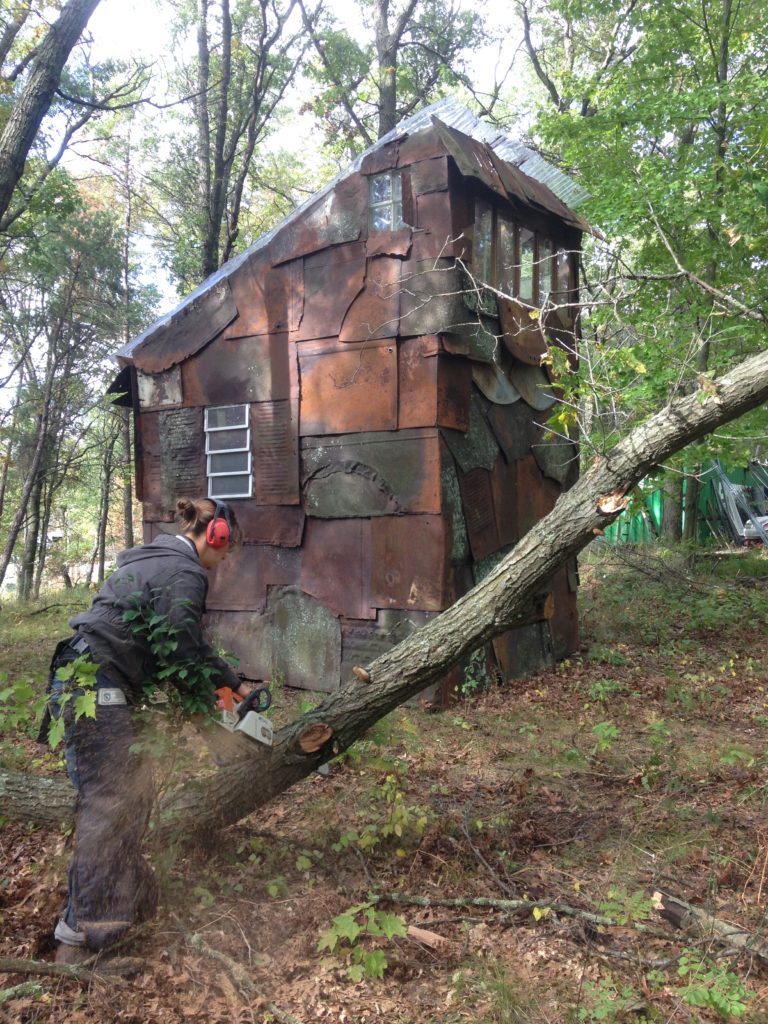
[497,212,516,296]
[518,227,536,303]
[553,248,572,309]
[472,198,573,317]
[368,172,404,232]
[205,405,252,499]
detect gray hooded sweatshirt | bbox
[69,534,239,704]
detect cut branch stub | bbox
[597,490,630,515]
[298,723,333,753]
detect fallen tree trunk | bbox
[3,347,768,843]
[653,890,768,963]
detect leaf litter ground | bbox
[1,546,768,1023]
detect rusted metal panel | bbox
[230,505,305,547]
[137,367,182,409]
[132,280,238,373]
[492,621,555,681]
[155,407,206,513]
[339,257,402,343]
[269,174,367,265]
[360,140,400,176]
[366,228,412,258]
[371,514,449,611]
[397,125,445,166]
[490,454,519,548]
[471,361,520,405]
[398,337,471,430]
[432,118,507,199]
[441,390,500,473]
[442,316,498,364]
[548,565,579,659]
[409,156,449,194]
[508,360,557,411]
[498,297,548,367]
[207,548,267,612]
[411,192,464,261]
[140,409,204,521]
[301,428,441,517]
[207,543,302,611]
[301,518,375,620]
[266,587,342,692]
[296,243,366,341]
[252,400,300,505]
[487,145,589,233]
[182,333,292,406]
[399,258,466,337]
[532,437,577,487]
[436,351,473,430]
[485,399,540,463]
[298,339,398,435]
[458,466,500,561]
[515,454,560,538]
[221,257,301,339]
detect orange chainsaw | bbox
[215,678,273,747]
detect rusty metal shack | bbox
[113,98,590,701]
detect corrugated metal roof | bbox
[117,98,588,362]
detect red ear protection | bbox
[206,501,232,549]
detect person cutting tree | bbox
[43,497,255,965]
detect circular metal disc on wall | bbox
[508,360,557,411]
[498,296,549,366]
[471,361,521,405]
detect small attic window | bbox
[205,404,252,499]
[368,171,404,232]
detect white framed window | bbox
[368,171,404,232]
[204,404,252,499]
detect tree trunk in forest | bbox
[120,135,135,550]
[660,474,683,542]
[0,354,56,591]
[18,469,42,601]
[374,0,418,138]
[0,0,102,224]
[4,346,768,840]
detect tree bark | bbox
[660,474,683,542]
[0,0,102,224]
[5,347,768,839]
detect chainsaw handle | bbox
[237,685,272,715]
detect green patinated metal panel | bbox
[532,437,577,487]
[441,391,500,473]
[265,587,342,692]
[441,443,469,565]
[301,429,441,518]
